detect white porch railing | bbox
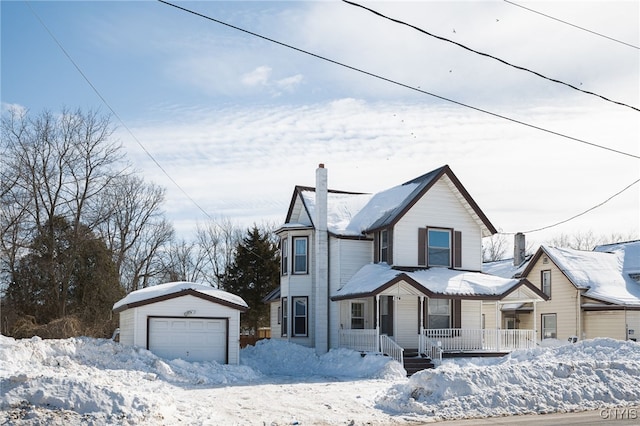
[338,329,378,352]
[380,334,404,365]
[423,338,443,366]
[423,329,536,352]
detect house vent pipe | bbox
[514,232,526,267]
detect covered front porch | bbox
[333,272,546,366]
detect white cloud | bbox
[241,66,272,87]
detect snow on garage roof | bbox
[113,281,248,313]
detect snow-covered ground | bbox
[1,336,639,425]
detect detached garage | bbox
[113,281,248,364]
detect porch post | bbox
[376,294,381,352]
[495,301,500,351]
[419,296,425,354]
[533,300,538,343]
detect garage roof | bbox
[113,281,248,313]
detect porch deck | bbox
[339,328,536,365]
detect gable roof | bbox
[284,165,497,237]
[113,281,249,313]
[522,245,640,307]
[331,263,547,301]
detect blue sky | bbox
[2,1,639,249]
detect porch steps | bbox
[403,350,434,376]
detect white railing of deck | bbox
[424,339,443,366]
[380,334,404,365]
[338,329,378,352]
[423,329,536,352]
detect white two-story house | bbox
[267,164,547,362]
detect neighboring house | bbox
[269,164,547,362]
[518,241,640,342]
[113,281,248,364]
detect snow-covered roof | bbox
[332,263,540,300]
[482,257,530,279]
[593,240,640,274]
[534,245,640,306]
[113,281,248,312]
[300,190,373,235]
[292,165,496,237]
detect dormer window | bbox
[428,228,451,267]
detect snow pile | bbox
[241,338,405,379]
[377,338,640,420]
[2,335,640,424]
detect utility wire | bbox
[342,0,639,113]
[158,0,639,160]
[504,0,640,50]
[23,0,215,222]
[500,178,640,234]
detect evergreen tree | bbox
[7,215,124,336]
[222,225,279,334]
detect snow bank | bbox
[241,338,405,379]
[377,338,640,420]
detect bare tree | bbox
[547,230,639,251]
[195,217,243,287]
[95,174,173,292]
[482,233,509,262]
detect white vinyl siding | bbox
[461,300,482,328]
[392,178,483,270]
[520,255,580,342]
[116,294,242,364]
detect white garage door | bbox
[148,317,227,363]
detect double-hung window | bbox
[379,230,389,263]
[541,270,551,298]
[280,238,288,275]
[293,237,308,274]
[292,296,308,336]
[428,298,451,329]
[428,228,451,267]
[542,313,557,339]
[351,302,365,329]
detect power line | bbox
[504,0,640,50]
[500,178,640,235]
[24,0,215,222]
[343,0,639,113]
[158,0,639,160]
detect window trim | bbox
[427,228,452,268]
[541,270,551,298]
[427,298,451,329]
[280,237,288,275]
[351,301,365,329]
[292,236,308,274]
[541,313,557,339]
[379,230,389,263]
[292,296,308,337]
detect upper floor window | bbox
[380,230,389,263]
[541,270,551,298]
[280,238,288,275]
[293,237,308,274]
[428,228,451,267]
[281,297,288,337]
